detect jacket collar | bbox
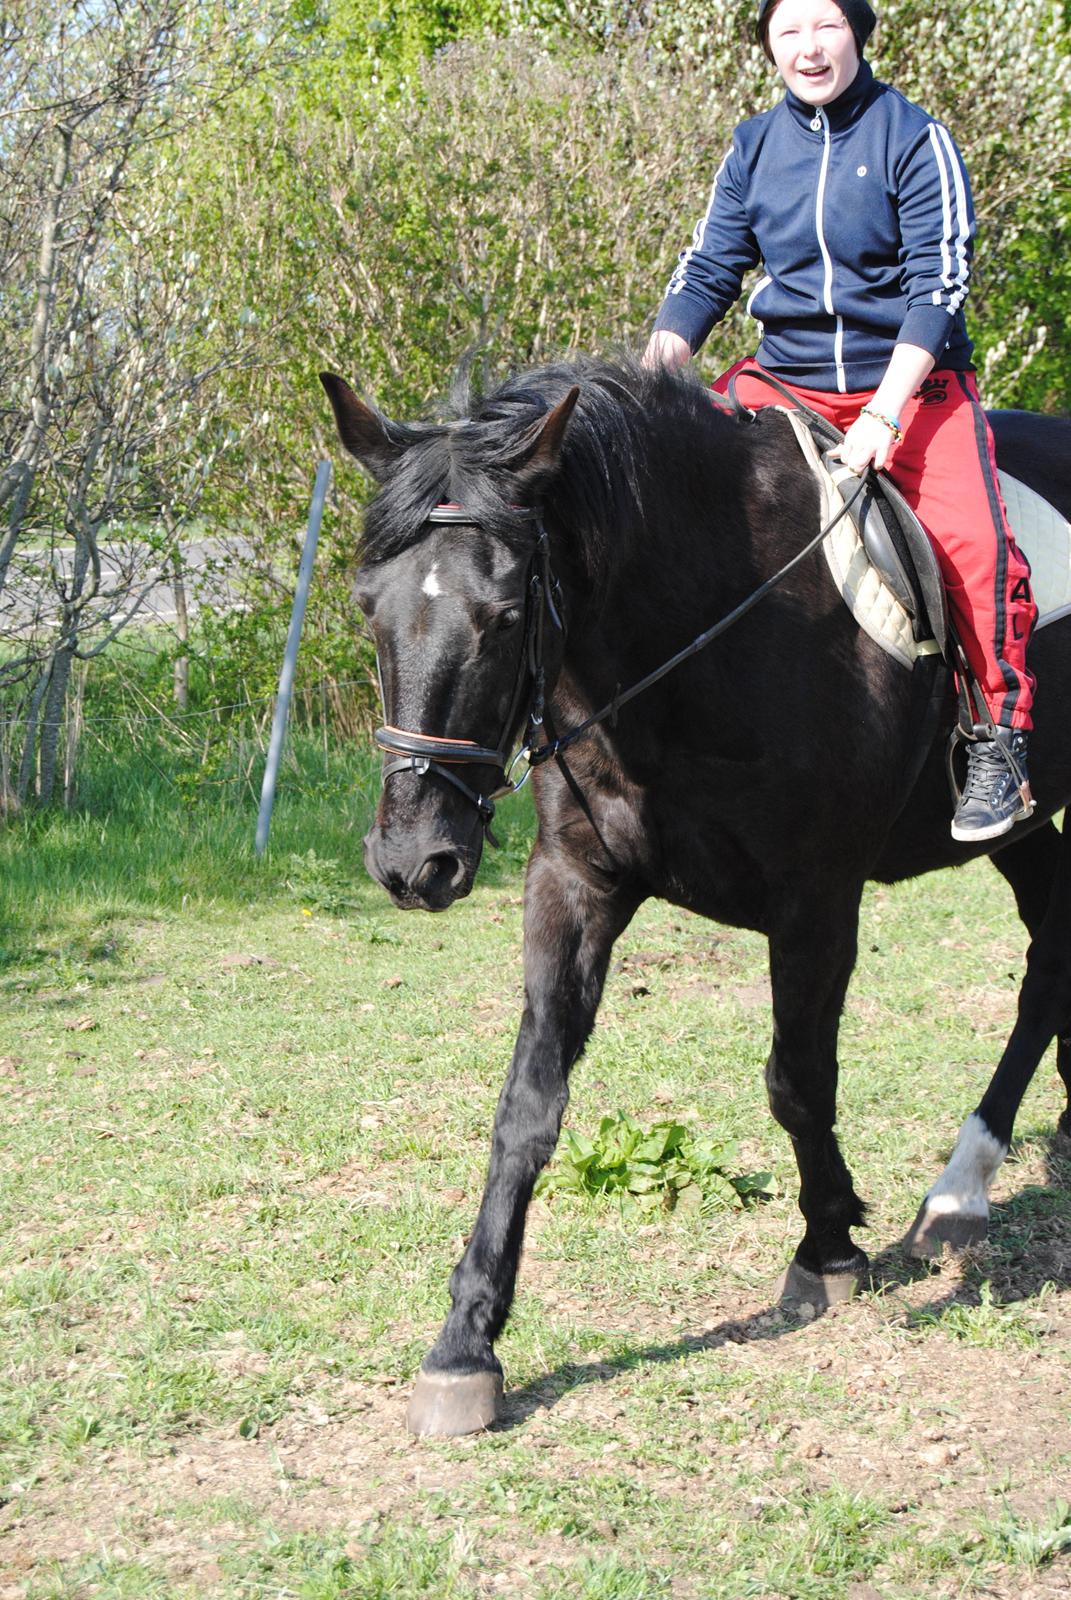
[784,58,876,135]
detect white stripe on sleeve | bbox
[927,124,953,292]
[667,150,731,297]
[936,124,971,314]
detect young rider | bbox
[643,0,1037,842]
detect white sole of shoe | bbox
[950,805,1030,845]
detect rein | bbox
[373,409,869,839]
[528,469,867,771]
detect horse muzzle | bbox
[363,824,479,911]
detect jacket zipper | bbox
[812,108,847,393]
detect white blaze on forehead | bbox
[422,563,444,599]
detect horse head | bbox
[321,372,579,910]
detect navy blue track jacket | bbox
[652,61,976,392]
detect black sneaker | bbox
[951,726,1034,843]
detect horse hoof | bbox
[406,1369,503,1437]
[904,1202,988,1258]
[776,1260,863,1311]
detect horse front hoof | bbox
[776,1259,864,1312]
[406,1368,503,1437]
[903,1201,988,1258]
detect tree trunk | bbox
[37,643,74,805]
[16,663,52,805]
[0,716,13,821]
[172,550,189,712]
[64,661,87,810]
[0,463,34,601]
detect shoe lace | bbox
[961,739,1021,803]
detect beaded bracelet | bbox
[860,405,903,444]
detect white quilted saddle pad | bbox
[784,408,1071,670]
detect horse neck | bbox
[550,409,769,695]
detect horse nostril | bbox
[413,850,465,895]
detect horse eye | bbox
[497,607,522,631]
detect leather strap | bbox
[375,726,504,766]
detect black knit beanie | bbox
[757,0,877,61]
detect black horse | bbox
[322,357,1071,1437]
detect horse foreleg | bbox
[765,888,869,1308]
[407,847,638,1436]
[907,819,1071,1256]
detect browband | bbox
[427,502,537,525]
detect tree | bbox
[0,0,281,806]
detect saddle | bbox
[722,368,947,668]
[779,404,948,668]
[727,369,1071,680]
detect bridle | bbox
[373,502,565,845]
[372,382,872,844]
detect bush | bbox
[196,0,1068,494]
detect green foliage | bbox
[284,848,363,913]
[907,1278,1051,1349]
[224,1523,478,1597]
[981,1501,1071,1568]
[287,0,512,98]
[536,1110,776,1215]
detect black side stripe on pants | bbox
[956,370,1022,726]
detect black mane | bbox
[359,356,734,584]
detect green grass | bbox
[905,1278,1054,1348]
[1,738,1069,1599]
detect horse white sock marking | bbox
[422,564,443,599]
[924,1112,1007,1217]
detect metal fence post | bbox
[255,459,332,856]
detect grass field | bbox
[1,744,1069,1598]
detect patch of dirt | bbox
[304,1157,403,1202]
[218,953,281,971]
[728,980,773,1009]
[948,982,1020,1037]
[616,935,732,977]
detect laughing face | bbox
[766,0,860,106]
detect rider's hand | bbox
[642,330,691,373]
[829,411,899,475]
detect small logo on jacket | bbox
[917,376,950,407]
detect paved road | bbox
[1,536,257,632]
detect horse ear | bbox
[320,372,407,481]
[511,385,581,489]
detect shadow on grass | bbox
[496,1297,811,1431]
[493,1250,924,1433]
[869,1170,1071,1337]
[1046,1123,1071,1188]
[493,1176,1071,1431]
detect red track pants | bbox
[714,361,1037,730]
